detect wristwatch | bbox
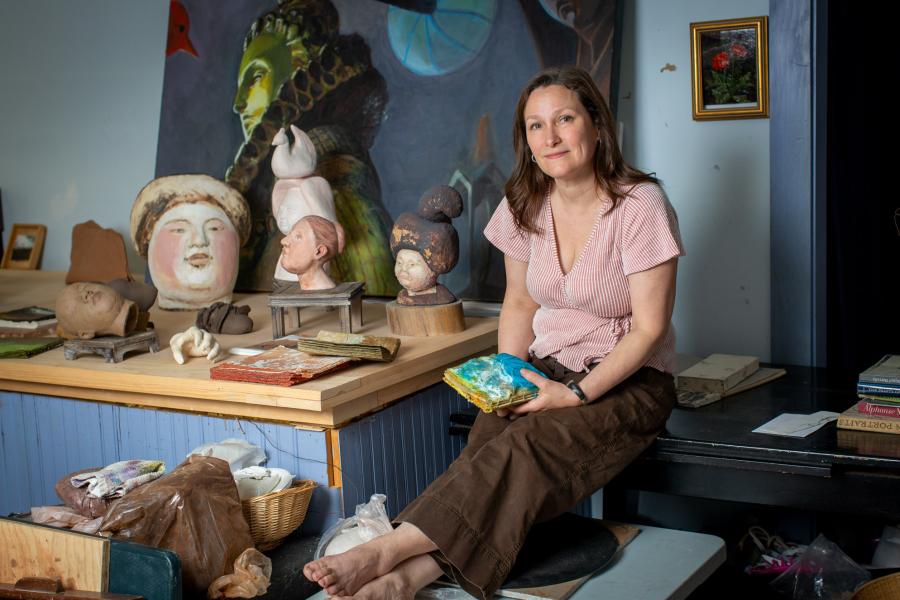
[566,381,589,405]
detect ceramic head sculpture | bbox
[390,185,463,306]
[131,175,251,310]
[56,282,139,340]
[279,215,345,290]
[270,125,337,282]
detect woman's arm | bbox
[510,257,678,414]
[497,254,540,360]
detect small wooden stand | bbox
[385,299,465,337]
[268,281,364,337]
[63,330,160,363]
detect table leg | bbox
[271,307,285,338]
[351,294,363,330]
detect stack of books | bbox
[838,355,900,434]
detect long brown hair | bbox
[504,65,660,233]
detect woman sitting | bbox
[303,64,685,600]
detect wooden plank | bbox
[0,271,498,426]
[326,429,342,488]
[676,354,759,394]
[0,519,109,591]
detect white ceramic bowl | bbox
[233,467,293,501]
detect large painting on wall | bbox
[156,0,622,300]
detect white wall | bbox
[618,0,771,360]
[0,1,168,273]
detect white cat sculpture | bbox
[271,125,337,282]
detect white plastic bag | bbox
[770,534,870,599]
[314,494,393,559]
[187,438,266,471]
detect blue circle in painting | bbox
[387,0,497,76]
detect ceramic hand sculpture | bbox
[280,215,346,290]
[56,282,139,340]
[390,185,463,306]
[131,175,251,310]
[271,125,338,282]
[170,326,222,364]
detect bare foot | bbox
[331,571,413,600]
[303,544,386,597]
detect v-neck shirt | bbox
[484,182,685,373]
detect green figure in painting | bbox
[226,0,399,295]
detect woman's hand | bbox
[498,369,581,418]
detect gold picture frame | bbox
[2,224,47,270]
[690,16,769,120]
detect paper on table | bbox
[752,411,840,437]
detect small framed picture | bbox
[2,224,47,270]
[690,16,769,120]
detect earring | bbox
[531,154,537,163]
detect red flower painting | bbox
[701,29,757,106]
[712,52,729,71]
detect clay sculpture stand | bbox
[63,330,160,363]
[268,281,364,336]
[386,299,465,337]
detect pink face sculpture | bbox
[148,202,240,309]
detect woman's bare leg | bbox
[303,522,437,596]
[331,554,444,600]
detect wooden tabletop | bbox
[0,271,497,428]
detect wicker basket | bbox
[852,572,900,600]
[241,479,316,551]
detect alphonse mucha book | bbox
[210,346,354,386]
[444,353,545,413]
[295,330,401,362]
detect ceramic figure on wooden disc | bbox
[390,185,463,306]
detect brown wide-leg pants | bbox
[394,356,676,599]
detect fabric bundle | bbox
[71,459,166,499]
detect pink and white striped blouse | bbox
[483,182,685,373]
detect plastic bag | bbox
[770,534,871,599]
[30,505,103,534]
[188,438,266,471]
[207,548,272,599]
[314,494,393,559]
[99,455,256,596]
[55,467,116,518]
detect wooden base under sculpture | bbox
[385,299,465,337]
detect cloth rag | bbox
[71,459,166,498]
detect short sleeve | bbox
[619,184,685,276]
[484,197,530,263]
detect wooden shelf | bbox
[0,271,497,427]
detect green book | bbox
[0,337,62,358]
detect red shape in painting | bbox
[166,0,198,58]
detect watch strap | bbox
[566,381,589,405]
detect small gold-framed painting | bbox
[2,224,47,270]
[690,16,769,120]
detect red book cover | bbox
[857,400,900,419]
[210,345,354,386]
